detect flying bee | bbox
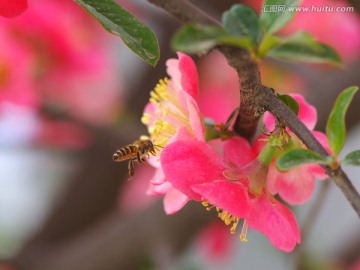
[112,138,161,177]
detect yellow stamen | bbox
[143,76,194,147]
[200,201,250,243]
[239,219,249,242]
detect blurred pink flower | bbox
[0,29,37,108]
[198,51,239,124]
[0,0,27,18]
[161,136,300,252]
[142,52,204,214]
[0,0,124,147]
[349,259,360,270]
[118,163,158,214]
[282,0,360,62]
[195,221,234,261]
[262,94,329,204]
[243,0,360,61]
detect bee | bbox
[112,138,160,177]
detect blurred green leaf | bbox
[74,0,159,66]
[172,24,253,54]
[326,86,359,157]
[260,0,302,35]
[222,4,260,46]
[267,32,342,65]
[258,34,281,57]
[278,94,299,115]
[277,149,328,171]
[342,150,360,166]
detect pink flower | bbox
[2,0,123,125]
[0,0,27,18]
[161,136,300,252]
[141,52,204,214]
[262,94,329,204]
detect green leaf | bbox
[278,94,299,115]
[267,32,342,65]
[222,4,260,46]
[260,0,302,35]
[74,0,159,66]
[277,149,328,171]
[342,150,360,166]
[326,86,359,157]
[258,35,281,57]
[172,24,253,54]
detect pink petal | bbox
[187,97,204,141]
[147,155,162,169]
[306,164,327,180]
[0,0,27,18]
[192,181,250,218]
[198,87,239,125]
[163,187,189,214]
[313,130,332,154]
[160,139,224,200]
[177,52,199,101]
[263,94,317,131]
[166,53,199,102]
[168,126,195,144]
[292,94,317,131]
[147,181,172,196]
[166,58,181,91]
[149,168,166,185]
[268,162,315,205]
[263,112,276,132]
[223,137,256,167]
[247,193,300,252]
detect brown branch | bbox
[147,0,360,217]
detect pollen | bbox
[200,200,250,243]
[142,76,193,149]
[201,199,216,211]
[141,113,151,125]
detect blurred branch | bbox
[13,202,211,270]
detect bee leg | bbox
[128,159,135,177]
[137,152,142,163]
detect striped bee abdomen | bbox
[112,144,139,161]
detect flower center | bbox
[141,77,191,147]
